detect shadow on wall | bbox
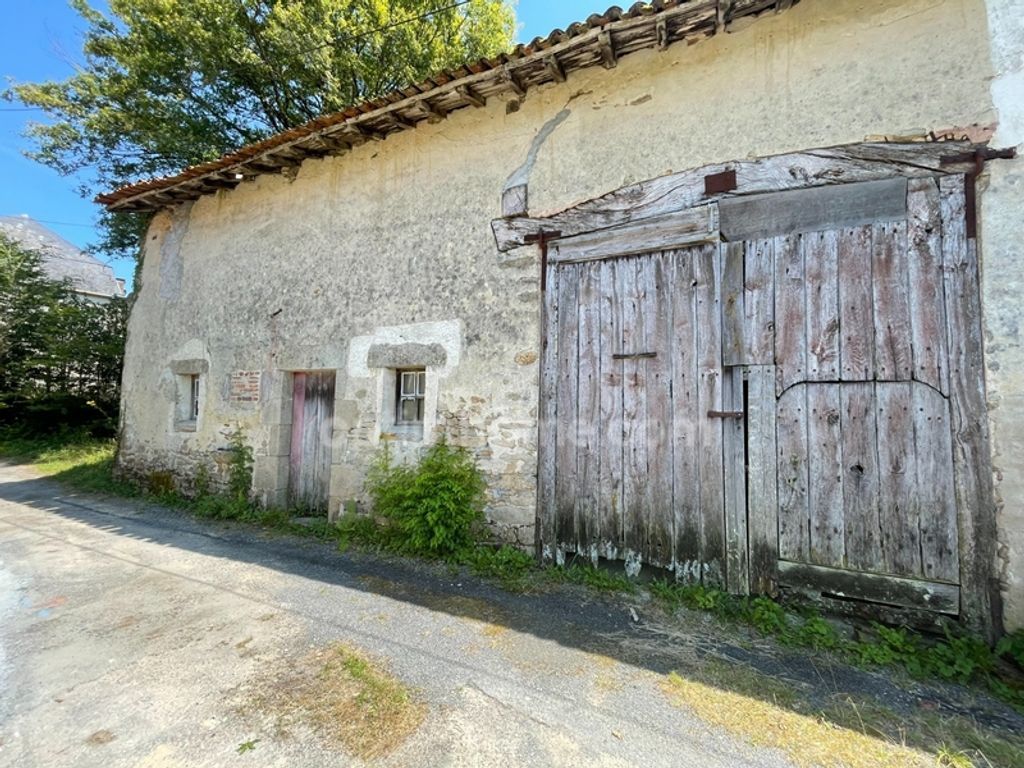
[1,468,1023,765]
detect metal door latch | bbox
[612,351,657,360]
[707,410,744,419]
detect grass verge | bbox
[661,659,1024,768]
[0,432,131,495]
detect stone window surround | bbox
[367,342,447,444]
[170,358,209,432]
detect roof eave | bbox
[98,0,796,213]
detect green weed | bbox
[463,545,537,591]
[547,562,636,594]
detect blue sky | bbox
[0,1,598,286]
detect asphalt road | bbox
[0,461,794,768]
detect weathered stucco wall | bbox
[119,0,1009,574]
[982,0,1024,631]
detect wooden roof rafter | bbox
[98,0,802,212]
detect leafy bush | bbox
[226,428,254,504]
[366,441,486,559]
[996,630,1024,671]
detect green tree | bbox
[7,0,516,259]
[0,234,71,396]
[0,233,127,432]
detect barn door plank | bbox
[912,383,959,583]
[804,231,840,381]
[695,243,725,585]
[301,374,319,507]
[744,238,776,365]
[576,261,601,561]
[837,226,875,381]
[747,366,779,594]
[555,263,580,558]
[906,177,950,396]
[314,372,335,511]
[723,366,748,593]
[538,259,560,561]
[872,221,913,381]
[840,382,882,572]
[290,371,334,513]
[774,233,807,394]
[807,383,845,567]
[597,259,624,560]
[671,248,701,581]
[722,241,745,367]
[876,382,922,577]
[620,256,648,568]
[645,253,674,566]
[289,372,307,505]
[776,385,810,562]
[723,239,775,368]
[940,174,996,633]
[719,178,908,242]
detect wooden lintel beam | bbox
[597,31,617,69]
[502,69,527,97]
[456,84,487,108]
[544,55,566,83]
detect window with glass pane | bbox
[190,374,201,420]
[396,369,426,425]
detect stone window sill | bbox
[175,421,197,433]
[383,425,424,443]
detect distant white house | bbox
[0,215,125,303]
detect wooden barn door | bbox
[289,371,336,513]
[721,175,984,617]
[539,213,732,584]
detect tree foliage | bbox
[7,0,516,258]
[0,233,127,434]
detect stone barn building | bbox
[100,0,1024,637]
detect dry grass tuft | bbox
[662,669,932,768]
[85,729,116,746]
[248,643,426,759]
[661,660,1024,768]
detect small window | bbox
[395,369,426,425]
[189,374,201,421]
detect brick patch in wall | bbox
[229,371,262,403]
